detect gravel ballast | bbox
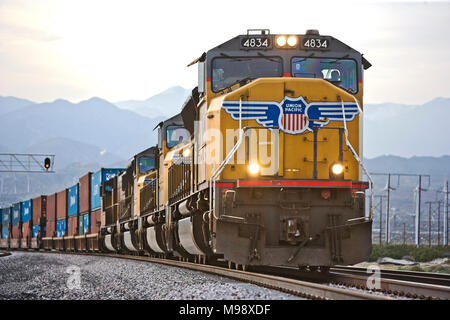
[0,251,301,300]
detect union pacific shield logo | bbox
[222,96,360,135]
[280,97,309,134]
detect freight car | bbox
[0,29,373,271]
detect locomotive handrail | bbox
[209,96,280,220]
[340,98,374,219]
[210,97,244,220]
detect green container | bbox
[78,215,84,235]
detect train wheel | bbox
[298,265,307,271]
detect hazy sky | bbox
[1,0,449,105]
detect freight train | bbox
[0,29,374,271]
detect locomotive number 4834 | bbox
[241,37,271,49]
[302,37,329,49]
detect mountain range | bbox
[0,87,449,205]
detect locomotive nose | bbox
[220,77,362,181]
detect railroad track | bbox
[4,249,450,300]
[255,265,450,300]
[332,265,450,286]
[1,249,388,300]
[91,253,391,300]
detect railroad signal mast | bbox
[0,153,55,173]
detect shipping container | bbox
[91,168,124,211]
[79,172,92,214]
[12,203,21,227]
[2,207,10,228]
[67,215,78,236]
[21,221,31,248]
[11,203,21,247]
[78,215,84,235]
[56,219,67,238]
[56,189,67,220]
[32,195,47,226]
[1,227,8,239]
[90,209,101,234]
[45,193,57,238]
[83,213,91,234]
[32,224,40,238]
[22,221,31,239]
[68,184,79,217]
[21,199,32,224]
[1,208,11,248]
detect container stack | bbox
[75,172,91,251]
[65,184,79,251]
[10,203,21,248]
[43,193,57,249]
[55,189,67,250]
[1,207,10,248]
[31,195,47,249]
[88,168,124,250]
[20,199,32,248]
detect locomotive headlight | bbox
[331,163,344,175]
[183,148,191,157]
[248,163,260,175]
[287,35,298,47]
[276,35,287,47]
[329,162,345,180]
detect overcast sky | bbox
[0,0,449,105]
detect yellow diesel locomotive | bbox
[98,29,374,271]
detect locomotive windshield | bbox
[138,156,155,174]
[291,58,358,93]
[212,57,282,92]
[166,126,190,148]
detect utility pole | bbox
[404,223,407,245]
[426,201,432,247]
[373,195,386,245]
[445,181,449,247]
[438,201,441,246]
[386,173,391,243]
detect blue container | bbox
[91,168,124,210]
[32,225,40,238]
[21,199,32,223]
[2,227,8,239]
[56,219,67,237]
[2,207,11,225]
[83,213,91,234]
[12,203,21,226]
[68,184,79,217]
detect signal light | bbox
[44,157,51,170]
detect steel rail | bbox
[258,265,450,300]
[332,265,450,285]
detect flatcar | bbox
[0,29,373,271]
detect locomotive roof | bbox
[202,29,371,70]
